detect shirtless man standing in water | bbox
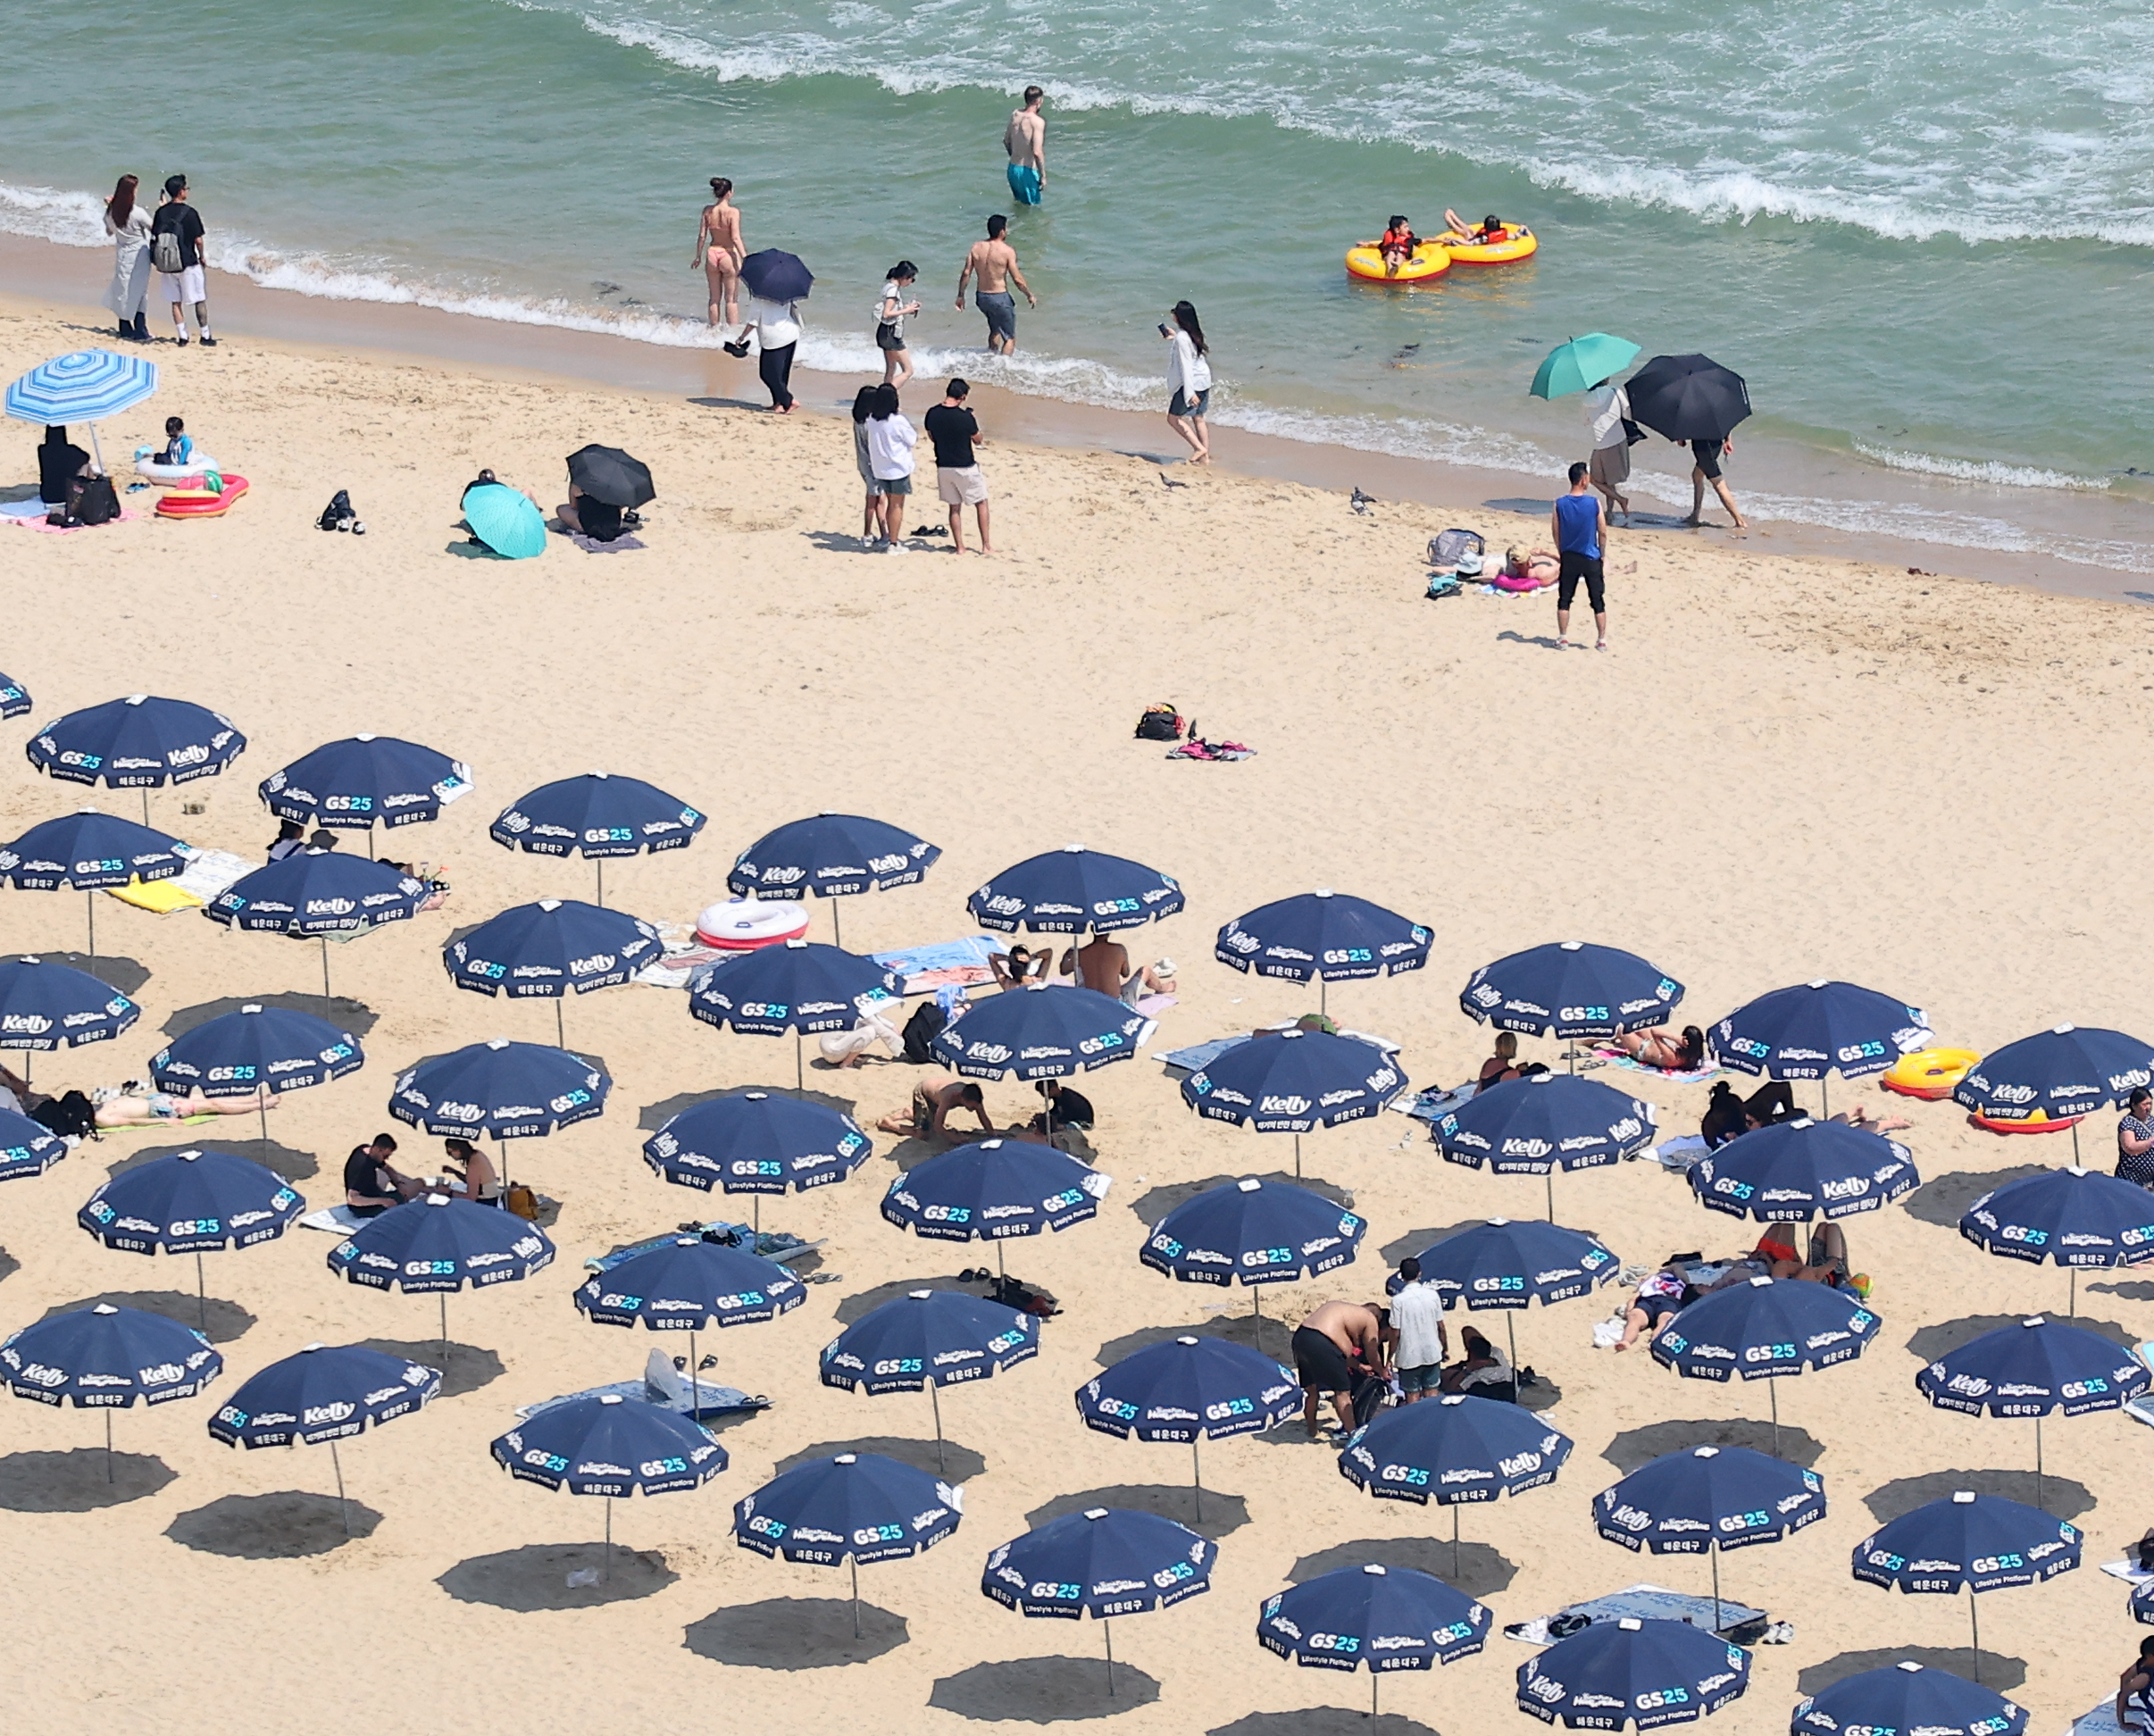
[956,215,1036,355]
[1004,87,1047,205]
[696,177,744,330]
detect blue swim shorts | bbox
[1006,163,1041,205]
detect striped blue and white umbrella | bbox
[5,349,159,425]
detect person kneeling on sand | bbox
[1295,1298,1387,1438]
[877,1072,995,1139]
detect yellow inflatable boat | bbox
[1345,241,1451,284]
[1437,225,1539,265]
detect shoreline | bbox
[4,229,2144,601]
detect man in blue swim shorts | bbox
[1004,86,1046,204]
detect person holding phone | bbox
[1162,301,1211,465]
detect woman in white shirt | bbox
[101,174,154,342]
[874,261,921,389]
[864,382,917,549]
[1162,300,1213,464]
[741,294,802,413]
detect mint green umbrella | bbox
[463,483,548,560]
[1530,334,1641,401]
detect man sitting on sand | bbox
[1059,934,1175,1005]
[345,1131,420,1218]
[1440,1324,1515,1397]
[877,1072,996,1140]
[1294,1298,1387,1438]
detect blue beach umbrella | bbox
[1079,1332,1298,1518]
[462,481,547,559]
[5,348,159,424]
[204,853,429,1006]
[1688,1118,1918,1222]
[0,1301,221,1477]
[0,955,139,1059]
[1595,1444,1825,1631]
[644,1089,872,1201]
[1916,1314,2150,1508]
[0,807,189,960]
[389,1038,610,1141]
[1530,333,1642,401]
[727,811,941,947]
[1340,1392,1574,1575]
[491,1391,727,1580]
[1851,1490,2081,1684]
[967,843,1183,935]
[208,1340,441,1535]
[576,1236,806,1398]
[0,1104,67,1182]
[1258,1562,1490,1719]
[1958,1164,2154,1315]
[2133,1580,2154,1626]
[1214,888,1431,1010]
[689,937,898,1089]
[446,897,662,1045]
[931,984,1150,1082]
[882,1138,1112,1274]
[734,1449,962,1634]
[1650,1275,1881,1452]
[490,771,705,905]
[739,248,814,303]
[328,1190,555,1342]
[1711,981,1933,1106]
[1459,940,1685,1042]
[1140,1176,1365,1316]
[0,672,29,720]
[1792,1659,2029,1736]
[1951,1025,2154,1155]
[822,1288,1039,1473]
[149,1001,363,1142]
[1517,1615,1750,1730]
[1182,1028,1407,1178]
[1432,1072,1657,1217]
[1415,1215,1621,1367]
[27,694,246,822]
[982,1506,1212,1693]
[258,734,470,833]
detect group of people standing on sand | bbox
[99,171,216,346]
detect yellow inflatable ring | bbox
[1881,1047,1979,1101]
[1346,242,1451,284]
[1437,226,1539,265]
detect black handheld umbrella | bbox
[565,445,655,509]
[740,249,814,303]
[1625,353,1751,442]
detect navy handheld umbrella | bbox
[931,983,1150,1082]
[1650,1275,1881,1452]
[26,693,246,820]
[1916,1314,2150,1508]
[822,1288,1039,1471]
[1215,888,1431,1010]
[1689,1118,1917,1222]
[259,734,469,832]
[1459,940,1685,1042]
[1258,1562,1490,1717]
[1415,1216,1621,1367]
[1141,1176,1365,1315]
[0,1104,67,1182]
[1517,1615,1750,1729]
[79,1147,305,1330]
[149,1001,363,1141]
[389,1038,610,1141]
[739,248,814,303]
[0,1302,221,1478]
[1623,352,1751,443]
[446,897,662,1043]
[0,671,28,719]
[1078,1333,1298,1517]
[1851,1490,2081,1683]
[1182,1028,1406,1177]
[689,937,898,1088]
[490,771,705,904]
[1595,1443,1825,1631]
[491,1390,725,1581]
[564,443,655,508]
[734,1449,962,1633]
[1432,1072,1656,1217]
[967,843,1183,934]
[727,812,941,946]
[204,853,429,1006]
[645,1089,872,1199]
[1711,981,1933,1106]
[0,955,139,1061]
[0,807,189,959]
[1952,1024,2154,1156]
[982,1506,1212,1695]
[1958,1165,2154,1315]
[329,1190,554,1343]
[577,1235,806,1409]
[882,1138,1111,1275]
[1793,1659,2028,1736]
[1340,1392,1574,1575]
[208,1340,441,1535]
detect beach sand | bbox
[0,288,2147,1734]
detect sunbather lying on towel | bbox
[1,1066,279,1128]
[1609,1025,1707,1072]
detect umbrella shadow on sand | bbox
[1603,1418,1826,1472]
[1798,1646,2026,1697]
[1127,1172,1355,1229]
[162,990,379,1041]
[684,1598,908,1669]
[639,1082,860,1131]
[1864,1468,2095,1524]
[108,1138,319,1185]
[43,1289,255,1344]
[439,1543,675,1611]
[1026,1484,1250,1542]
[2091,1278,2154,1303]
[1906,1314,2133,1362]
[776,1436,988,1484]
[1208,1712,1440,1736]
[1289,1534,1517,1599]
[355,1340,504,1399]
[1093,1313,1294,1366]
[930,1657,1163,1722]
[836,1274,987,1326]
[11,950,151,999]
[0,1247,20,1285]
[1903,1165,2046,1228]
[0,1448,175,1512]
[167,1491,381,1557]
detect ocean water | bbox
[4,0,2152,567]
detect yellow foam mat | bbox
[106,876,205,914]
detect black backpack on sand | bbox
[900,1002,947,1065]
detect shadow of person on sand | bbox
[1495,629,1566,651]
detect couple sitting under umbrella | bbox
[1614,1221,1862,1353]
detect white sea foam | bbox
[1852,442,2109,493]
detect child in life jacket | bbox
[1378,216,1418,275]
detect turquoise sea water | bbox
[4,0,2152,567]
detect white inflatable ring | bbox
[135,455,220,484]
[696,898,812,951]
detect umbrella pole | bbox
[997,1239,1006,1281]
[139,788,149,827]
[258,1096,269,1147]
[331,1441,350,1537]
[595,859,605,908]
[1293,1133,1302,1179]
[1545,1171,1555,1223]
[753,1195,761,1234]
[1192,1439,1203,1524]
[931,1381,946,1476]
[555,1000,564,1047]
[605,1496,614,1583]
[439,1292,449,1353]
[2034,1416,2044,1513]
[320,937,332,1011]
[1769,1377,1780,1458]
[2071,1121,2082,1167]
[2068,1267,2077,1320]
[195,1250,207,1332]
[1372,1673,1378,1718]
[1968,1588,1982,1684]
[796,1033,805,1092]
[1319,977,1327,1018]
[104,1410,113,1483]
[689,1329,698,1415]
[1451,1504,1461,1581]
[832,898,841,950]
[851,1557,862,1638]
[1710,1542,1722,1635]
[1104,1616,1115,1697]
[1506,1311,1517,1370]
[86,890,96,964]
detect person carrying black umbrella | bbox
[1688,434,1746,530]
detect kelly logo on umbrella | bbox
[0,1301,221,1480]
[446,898,660,1046]
[1182,1028,1406,1176]
[931,985,1151,1081]
[27,693,245,793]
[728,811,940,947]
[1688,1117,1917,1222]
[0,955,140,1051]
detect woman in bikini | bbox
[1611,1024,1707,1072]
[696,178,743,331]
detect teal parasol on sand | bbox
[462,483,547,559]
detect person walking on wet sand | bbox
[1005,87,1047,205]
[695,177,743,332]
[1553,460,1608,651]
[1688,434,1747,529]
[956,215,1035,355]
[1293,1298,1387,1439]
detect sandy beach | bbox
[0,284,2150,1735]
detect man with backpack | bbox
[150,175,216,347]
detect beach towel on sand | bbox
[1596,1045,1721,1084]
[1504,1584,1766,1644]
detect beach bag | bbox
[72,475,120,527]
[1134,703,1182,741]
[1423,572,1461,600]
[503,1183,541,1221]
[984,1272,1059,1317]
[1428,528,1484,573]
[152,224,185,274]
[31,1090,97,1140]
[900,1001,947,1065]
